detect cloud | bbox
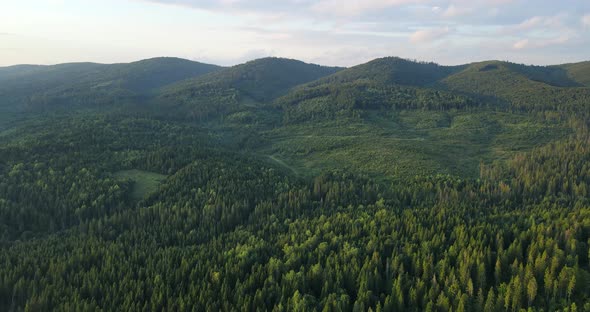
[503,14,574,44]
[515,16,544,30]
[506,13,580,52]
[12,0,585,67]
[311,0,422,17]
[485,0,514,4]
[409,27,450,43]
[137,0,308,16]
[441,5,472,18]
[512,34,572,50]
[508,14,568,33]
[512,39,529,49]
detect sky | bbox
[1,0,589,67]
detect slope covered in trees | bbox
[309,57,464,87]
[441,61,590,113]
[0,57,221,111]
[0,56,589,311]
[0,112,588,311]
[273,58,472,124]
[557,61,590,87]
[277,58,590,125]
[154,57,342,122]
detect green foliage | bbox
[263,110,569,180]
[441,61,590,113]
[560,61,590,87]
[1,121,589,311]
[155,57,341,121]
[277,81,478,124]
[0,55,589,311]
[504,62,581,87]
[113,170,167,200]
[0,57,220,111]
[311,56,464,86]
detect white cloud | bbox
[3,0,590,67]
[515,16,544,30]
[512,34,572,50]
[485,0,514,4]
[409,27,450,43]
[511,15,564,30]
[311,0,423,16]
[512,39,529,49]
[499,13,572,36]
[441,5,472,18]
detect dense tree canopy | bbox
[1,56,589,311]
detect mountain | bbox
[0,62,107,108]
[308,56,464,87]
[276,57,472,124]
[0,55,589,311]
[440,60,590,111]
[0,57,221,111]
[275,58,590,124]
[155,57,342,122]
[559,61,590,87]
[89,57,222,93]
[265,57,587,181]
[164,57,343,101]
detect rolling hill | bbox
[154,57,342,122]
[559,61,590,87]
[308,56,464,87]
[2,56,587,181]
[440,61,590,112]
[0,57,221,111]
[255,58,589,180]
[0,55,589,311]
[275,58,590,124]
[274,57,478,124]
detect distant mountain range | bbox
[2,56,588,117]
[0,57,220,110]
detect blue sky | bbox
[1,0,589,66]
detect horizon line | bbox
[1,55,588,69]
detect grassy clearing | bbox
[259,109,569,180]
[114,169,167,200]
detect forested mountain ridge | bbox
[162,57,343,102]
[276,58,590,125]
[153,57,343,121]
[308,57,465,87]
[0,55,590,311]
[440,61,590,112]
[558,61,590,87]
[0,57,221,111]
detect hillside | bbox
[0,55,589,311]
[440,61,590,112]
[278,58,590,123]
[0,57,221,111]
[309,56,464,87]
[270,57,468,122]
[560,61,590,87]
[255,58,586,180]
[155,57,342,122]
